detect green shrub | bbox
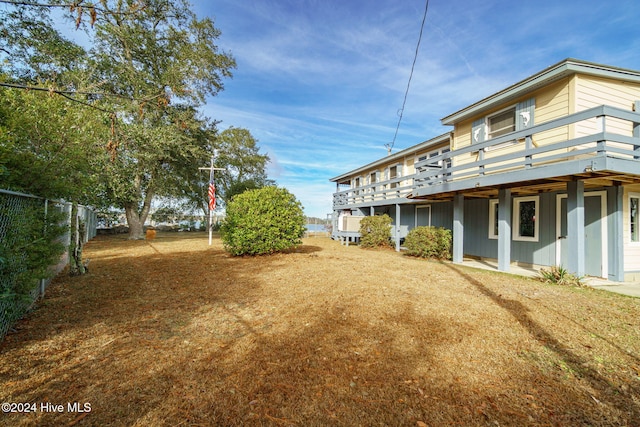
[359,214,392,248]
[0,201,66,306]
[221,186,306,256]
[404,226,452,259]
[538,265,584,287]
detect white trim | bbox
[629,192,640,245]
[488,199,499,239]
[513,196,539,242]
[555,191,608,278]
[415,205,432,227]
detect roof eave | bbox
[441,58,640,126]
[329,132,451,183]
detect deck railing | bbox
[333,105,640,209]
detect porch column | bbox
[498,188,512,272]
[453,194,464,263]
[608,185,625,281]
[567,180,585,276]
[370,206,375,216]
[395,203,401,252]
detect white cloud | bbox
[194,0,640,217]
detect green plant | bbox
[359,214,393,248]
[403,226,452,259]
[0,202,67,306]
[221,186,306,256]
[538,265,584,287]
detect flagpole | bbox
[209,156,214,246]
[199,154,224,246]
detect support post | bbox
[395,203,401,252]
[567,180,585,276]
[608,185,625,281]
[498,189,512,272]
[453,194,464,263]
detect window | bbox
[488,107,516,139]
[513,196,539,242]
[631,194,640,243]
[441,148,452,176]
[471,98,534,145]
[389,165,399,189]
[369,172,377,193]
[488,199,499,239]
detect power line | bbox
[0,82,115,114]
[386,0,430,154]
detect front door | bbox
[556,192,606,277]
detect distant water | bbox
[305,224,328,232]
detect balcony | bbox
[333,104,640,210]
[332,178,414,209]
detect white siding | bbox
[624,184,640,272]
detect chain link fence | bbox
[0,189,97,341]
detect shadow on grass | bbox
[1,235,639,426]
[444,262,640,422]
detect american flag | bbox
[208,181,216,210]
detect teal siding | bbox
[399,204,414,238]
[431,202,452,229]
[459,194,556,266]
[510,193,555,266]
[463,199,495,257]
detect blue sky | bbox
[191,0,640,218]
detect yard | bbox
[1,232,639,426]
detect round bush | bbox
[359,214,392,248]
[404,226,452,259]
[221,186,306,256]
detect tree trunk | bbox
[124,203,145,240]
[124,187,154,239]
[68,202,86,276]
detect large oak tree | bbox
[87,0,236,238]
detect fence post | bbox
[39,199,48,298]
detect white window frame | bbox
[513,196,539,242]
[630,192,640,245]
[488,199,499,239]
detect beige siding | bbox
[575,75,640,138]
[534,79,570,146]
[453,121,472,150]
[450,79,572,176]
[624,185,640,272]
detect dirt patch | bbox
[1,232,639,426]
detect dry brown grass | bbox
[1,232,640,426]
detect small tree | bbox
[404,226,452,259]
[221,186,306,256]
[359,214,392,248]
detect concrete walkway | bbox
[459,258,640,298]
